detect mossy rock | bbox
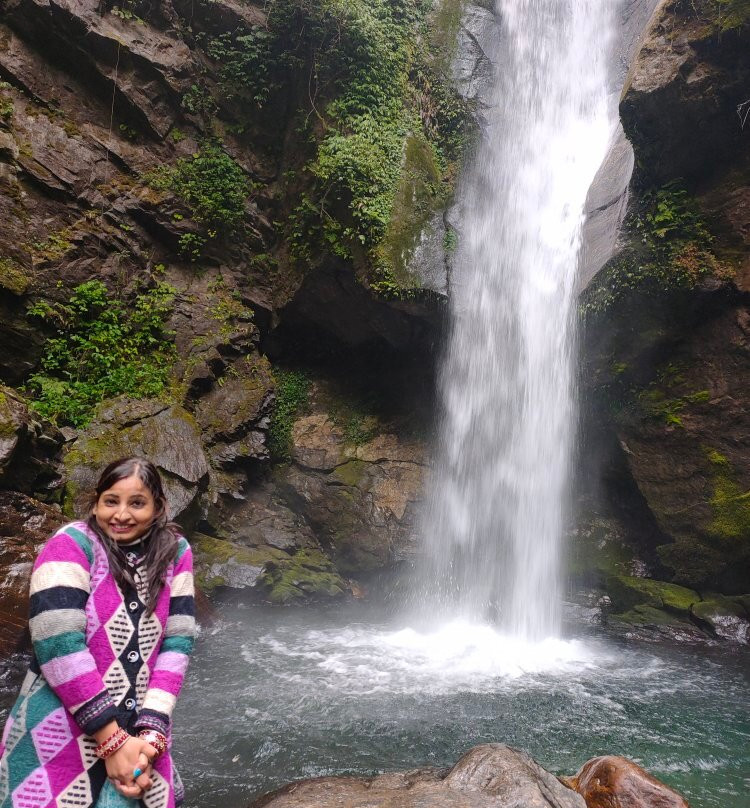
[63,397,209,519]
[378,133,447,287]
[332,460,368,488]
[567,524,635,586]
[607,574,700,616]
[734,594,750,616]
[191,532,288,593]
[259,548,347,605]
[609,604,694,629]
[691,593,750,641]
[0,258,31,296]
[691,592,747,622]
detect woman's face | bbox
[92,473,157,543]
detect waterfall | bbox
[419,0,615,639]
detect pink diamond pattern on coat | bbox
[30,708,72,766]
[12,768,53,808]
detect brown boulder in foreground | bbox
[564,755,690,808]
[250,744,586,808]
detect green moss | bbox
[706,448,750,540]
[192,533,287,592]
[332,460,368,487]
[268,370,310,462]
[374,133,447,289]
[608,574,700,616]
[709,0,750,30]
[259,548,347,604]
[567,526,634,586]
[0,257,31,295]
[609,604,693,629]
[581,182,734,316]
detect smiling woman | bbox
[0,458,196,808]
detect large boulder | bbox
[564,755,689,808]
[249,744,586,808]
[275,411,427,575]
[0,492,62,657]
[0,384,63,499]
[63,397,209,519]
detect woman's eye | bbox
[103,498,118,506]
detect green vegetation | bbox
[638,388,710,427]
[710,0,750,30]
[200,0,470,291]
[582,182,733,315]
[0,257,31,295]
[25,280,176,427]
[259,549,346,604]
[170,141,248,234]
[0,81,14,122]
[705,448,750,540]
[267,370,310,461]
[145,141,249,260]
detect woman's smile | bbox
[92,474,157,543]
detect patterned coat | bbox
[0,521,196,808]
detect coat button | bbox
[125,698,136,710]
[129,601,139,612]
[127,650,140,663]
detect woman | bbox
[0,457,196,808]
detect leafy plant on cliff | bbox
[170,142,249,234]
[581,182,733,315]
[268,370,310,462]
[202,0,470,292]
[145,141,249,260]
[26,280,176,427]
[710,0,750,30]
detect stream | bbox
[171,602,750,807]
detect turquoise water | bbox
[172,603,750,807]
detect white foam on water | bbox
[250,619,609,696]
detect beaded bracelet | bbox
[138,729,168,758]
[94,727,130,760]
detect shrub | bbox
[26,280,177,427]
[268,370,310,461]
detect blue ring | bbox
[133,768,142,778]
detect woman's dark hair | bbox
[85,457,180,614]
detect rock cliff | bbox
[0,0,464,601]
[578,0,750,639]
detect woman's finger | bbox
[134,754,154,790]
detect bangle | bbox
[138,729,168,758]
[95,727,130,760]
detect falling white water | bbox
[419,0,615,639]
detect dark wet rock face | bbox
[0,385,63,499]
[0,492,62,657]
[250,744,587,808]
[577,0,750,633]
